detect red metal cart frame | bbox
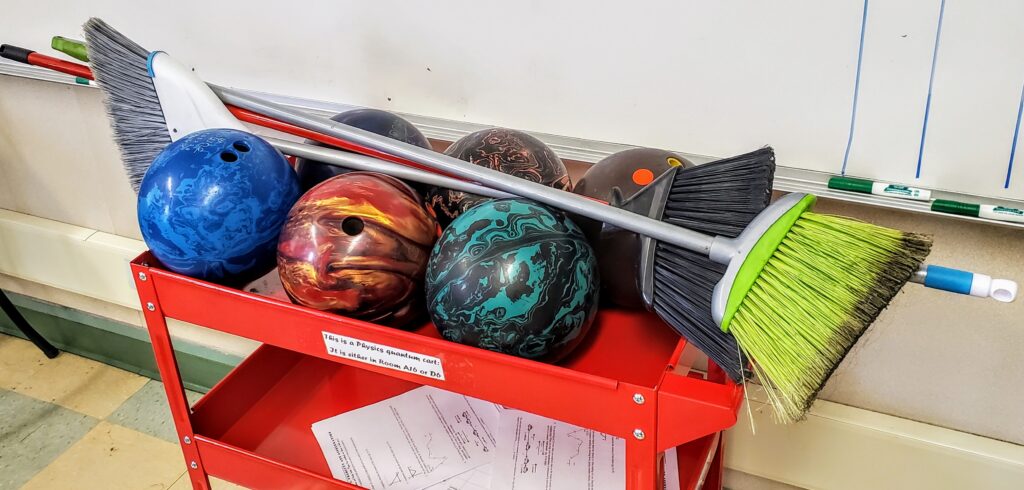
[131,252,742,490]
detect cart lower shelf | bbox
[187,344,723,489]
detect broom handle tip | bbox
[914,264,1017,302]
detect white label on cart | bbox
[322,331,445,380]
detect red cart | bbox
[131,252,742,489]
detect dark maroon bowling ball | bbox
[424,128,571,228]
[294,108,433,191]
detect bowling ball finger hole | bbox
[341,217,364,236]
[220,151,239,163]
[232,141,251,153]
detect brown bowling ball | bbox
[572,148,691,308]
[277,172,440,328]
[574,148,689,201]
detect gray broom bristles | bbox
[652,149,774,382]
[84,18,167,192]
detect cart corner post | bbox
[656,372,742,452]
[622,385,662,489]
[131,255,212,490]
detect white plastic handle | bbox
[150,52,246,139]
[989,279,1018,303]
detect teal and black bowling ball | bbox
[425,198,599,362]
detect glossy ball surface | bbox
[137,129,300,285]
[573,148,689,202]
[572,148,690,308]
[425,128,571,228]
[425,198,599,361]
[277,172,439,328]
[294,108,433,191]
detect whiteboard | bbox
[6,0,1024,202]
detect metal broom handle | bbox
[212,85,718,256]
[265,137,516,200]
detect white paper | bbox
[312,386,499,490]
[662,448,680,490]
[488,410,682,490]
[422,465,492,490]
[490,409,624,490]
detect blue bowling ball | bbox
[137,129,300,285]
[425,198,600,362]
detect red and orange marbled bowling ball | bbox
[277,172,440,328]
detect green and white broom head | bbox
[710,193,932,423]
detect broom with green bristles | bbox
[79,18,1020,423]
[714,196,932,419]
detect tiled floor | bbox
[0,334,244,489]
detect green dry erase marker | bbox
[828,176,932,201]
[932,199,1024,224]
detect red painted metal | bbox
[26,52,93,79]
[196,436,359,489]
[132,252,740,489]
[132,260,211,490]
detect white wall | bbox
[5,0,1024,201]
[0,77,137,237]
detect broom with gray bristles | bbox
[82,17,775,383]
[86,18,1013,424]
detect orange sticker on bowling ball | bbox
[631,168,655,186]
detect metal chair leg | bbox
[0,289,59,359]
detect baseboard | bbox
[0,208,146,309]
[725,391,1024,489]
[0,291,240,392]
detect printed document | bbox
[312,386,500,490]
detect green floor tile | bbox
[0,388,98,489]
[105,380,203,443]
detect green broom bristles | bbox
[728,212,931,423]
